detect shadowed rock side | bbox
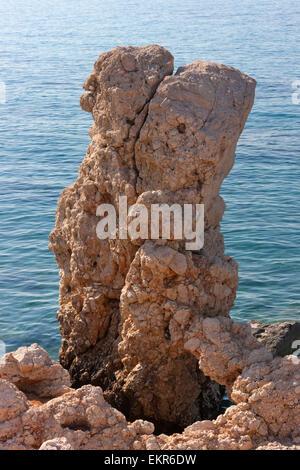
[49,45,256,432]
[250,320,300,357]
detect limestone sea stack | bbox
[49,45,255,432]
[1,46,298,450]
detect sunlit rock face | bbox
[49,45,256,432]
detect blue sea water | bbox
[0,0,299,359]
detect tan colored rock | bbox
[0,45,293,450]
[0,343,71,398]
[184,316,272,390]
[0,379,28,446]
[0,346,155,450]
[147,355,299,450]
[181,312,299,445]
[231,356,300,441]
[49,45,174,368]
[19,384,142,450]
[39,437,74,450]
[48,48,174,410]
[0,355,155,451]
[116,58,255,428]
[49,45,255,431]
[118,241,236,428]
[0,340,299,450]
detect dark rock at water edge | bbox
[250,320,300,357]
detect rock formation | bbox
[250,320,300,357]
[0,343,299,450]
[0,345,155,450]
[48,45,256,432]
[0,343,70,398]
[0,45,294,451]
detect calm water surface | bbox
[0,0,299,357]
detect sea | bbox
[0,0,299,358]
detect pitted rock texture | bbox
[49,45,256,431]
[0,343,299,450]
[0,343,71,398]
[0,379,154,450]
[118,241,236,429]
[0,345,155,450]
[184,316,273,391]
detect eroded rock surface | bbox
[0,343,71,398]
[0,343,299,450]
[1,46,299,450]
[48,45,256,431]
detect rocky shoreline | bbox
[0,322,299,450]
[1,45,299,450]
